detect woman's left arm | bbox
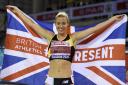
[71,15,124,41]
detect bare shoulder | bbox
[70,33,77,43]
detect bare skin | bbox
[6,5,124,85]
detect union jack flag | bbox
[0,9,127,85]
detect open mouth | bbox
[58,28,64,31]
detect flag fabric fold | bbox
[0,9,127,85]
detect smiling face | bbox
[55,15,69,35]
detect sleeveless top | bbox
[48,34,75,62]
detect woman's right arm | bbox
[6,5,54,41]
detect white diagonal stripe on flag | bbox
[11,66,49,82]
[96,66,125,85]
[73,66,112,85]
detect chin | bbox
[58,31,64,34]
[58,33,64,35]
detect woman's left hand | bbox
[110,15,124,22]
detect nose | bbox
[59,25,63,28]
[59,24,63,28]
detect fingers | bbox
[6,5,12,9]
[6,5,19,11]
[110,14,124,22]
[5,5,19,13]
[117,15,124,18]
[6,5,15,10]
[114,15,124,21]
[118,15,124,20]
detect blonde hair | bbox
[55,11,70,23]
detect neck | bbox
[57,33,67,41]
[58,33,67,36]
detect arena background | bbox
[0,0,128,82]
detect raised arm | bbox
[71,15,124,41]
[6,5,54,42]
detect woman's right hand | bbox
[6,5,19,13]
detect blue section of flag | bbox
[73,71,96,85]
[104,23,127,40]
[102,66,126,82]
[19,69,48,85]
[7,13,28,32]
[2,54,25,69]
[35,20,53,32]
[75,24,95,32]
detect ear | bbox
[67,25,71,34]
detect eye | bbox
[56,22,60,25]
[62,22,66,25]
